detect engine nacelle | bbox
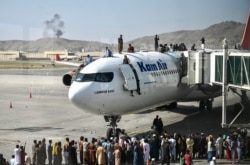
[62,71,76,87]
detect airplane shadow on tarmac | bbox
[137,104,250,138]
[136,104,198,115]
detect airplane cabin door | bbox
[120,64,137,91]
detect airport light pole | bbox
[221,38,228,128]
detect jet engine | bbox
[62,70,76,87]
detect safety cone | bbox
[29,92,32,98]
[10,102,13,109]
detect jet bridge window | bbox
[75,72,114,82]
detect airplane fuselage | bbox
[68,52,196,115]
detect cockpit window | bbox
[75,72,114,82]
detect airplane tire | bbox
[106,128,113,140]
[106,128,121,140]
[207,100,212,111]
[166,102,177,109]
[170,102,177,109]
[115,128,121,137]
[199,100,206,111]
[199,100,212,111]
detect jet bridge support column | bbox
[221,38,228,128]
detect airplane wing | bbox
[54,54,82,67]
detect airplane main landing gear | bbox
[199,99,213,111]
[104,115,121,140]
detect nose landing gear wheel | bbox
[106,128,121,140]
[104,115,122,140]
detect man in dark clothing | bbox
[153,115,159,128]
[68,140,77,165]
[155,35,159,51]
[157,118,163,135]
[198,133,207,158]
[150,135,160,162]
[118,34,123,54]
[152,115,159,135]
[0,154,7,165]
[48,140,53,165]
[201,37,205,49]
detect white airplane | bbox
[57,12,250,138]
[57,51,222,138]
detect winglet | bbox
[55,54,61,61]
[240,11,250,50]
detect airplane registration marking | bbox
[94,90,115,94]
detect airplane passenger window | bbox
[75,72,114,82]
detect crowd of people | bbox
[1,115,249,165]
[2,35,248,165]
[102,33,199,58]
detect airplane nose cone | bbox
[68,82,88,109]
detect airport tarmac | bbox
[0,69,249,164]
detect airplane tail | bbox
[240,11,250,50]
[55,54,61,61]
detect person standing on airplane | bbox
[104,47,113,57]
[85,55,94,65]
[127,44,134,53]
[123,55,135,97]
[123,55,129,64]
[154,35,159,51]
[191,44,197,51]
[118,34,123,54]
[201,37,205,49]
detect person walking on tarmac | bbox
[152,115,160,135]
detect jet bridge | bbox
[182,46,250,129]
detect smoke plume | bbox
[44,14,65,38]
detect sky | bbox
[0,0,249,43]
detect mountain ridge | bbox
[0,21,245,52]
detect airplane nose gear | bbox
[104,115,122,140]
